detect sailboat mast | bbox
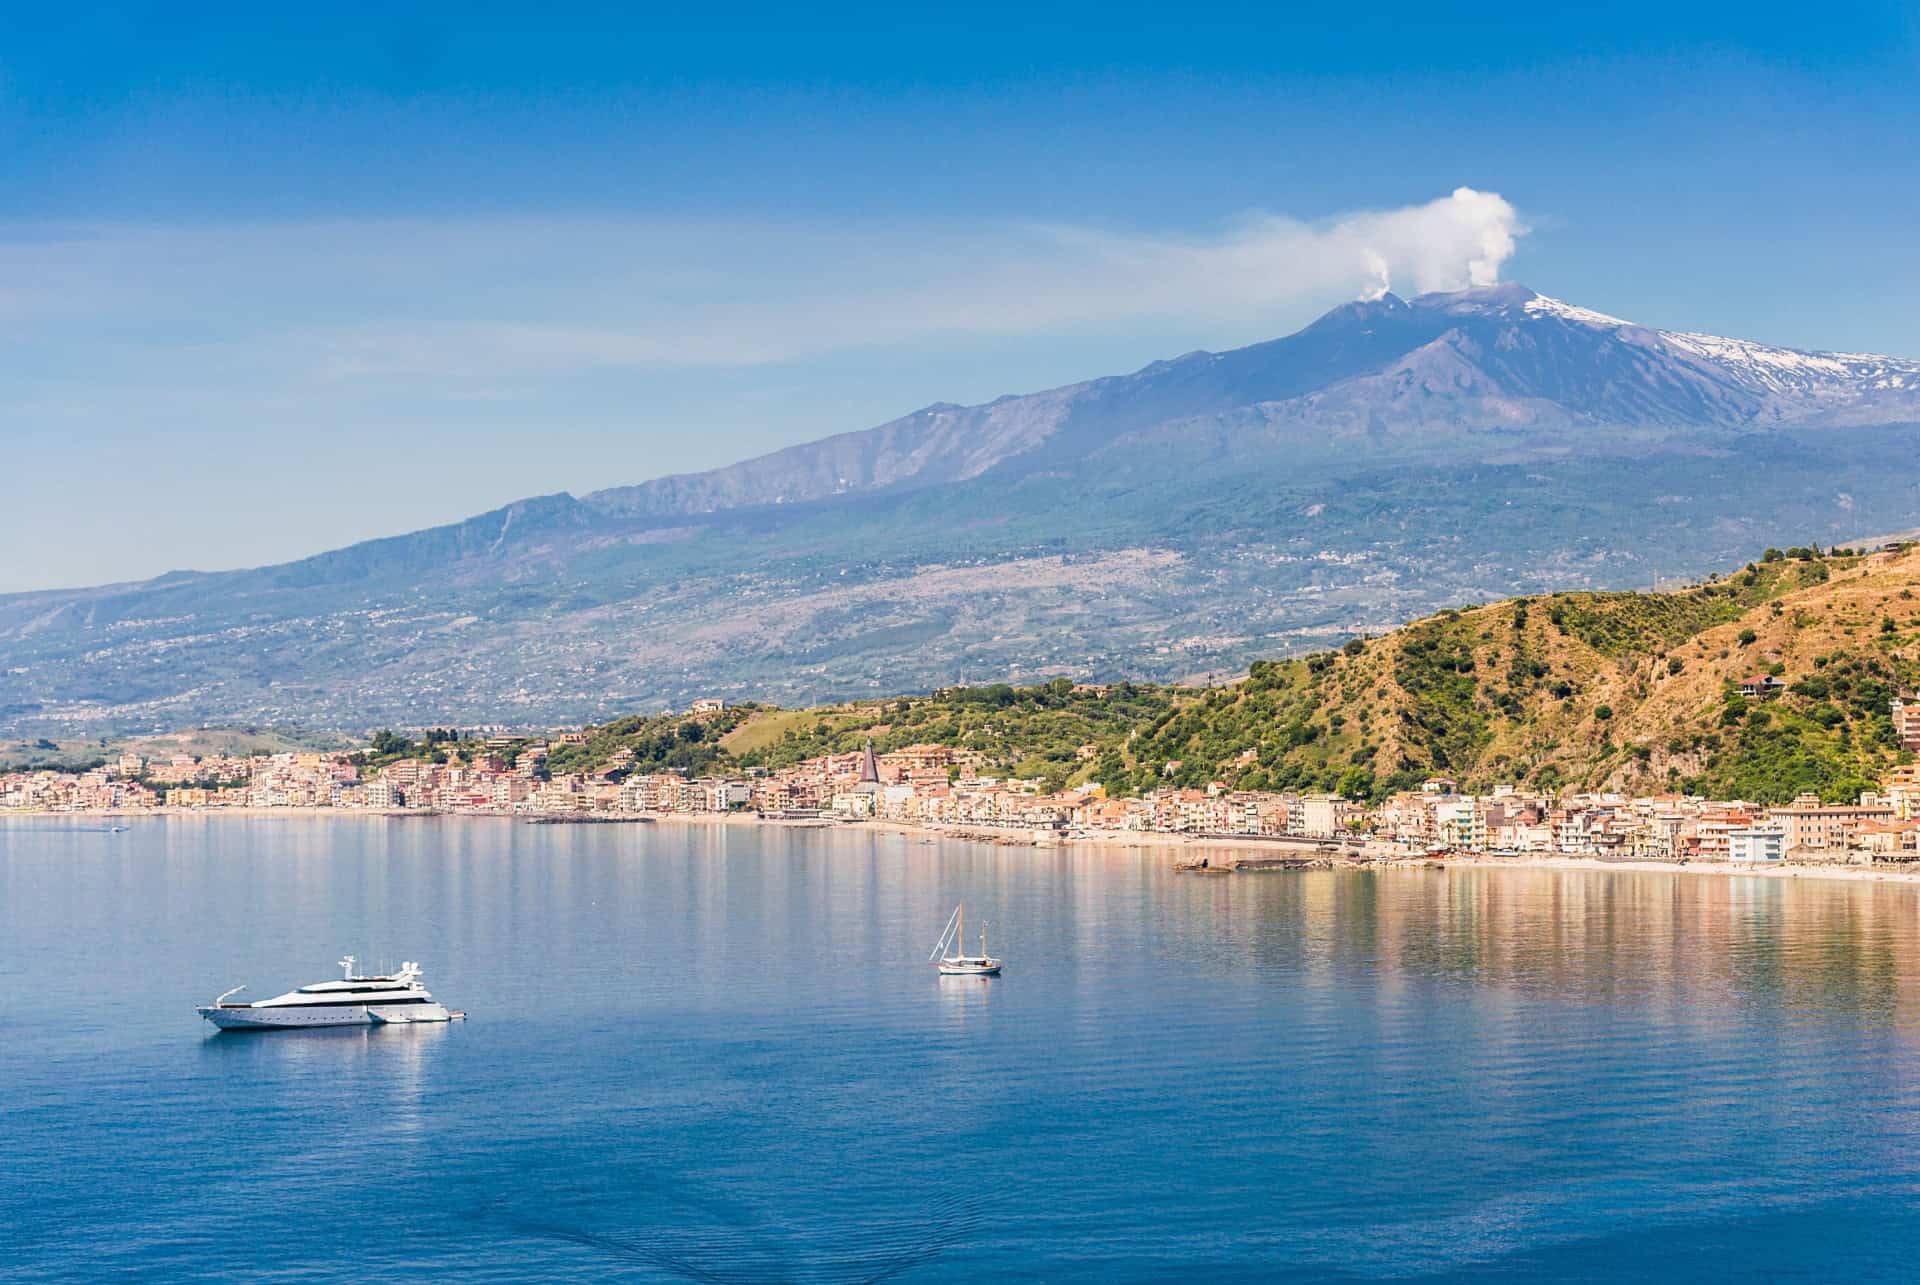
[958,903,964,958]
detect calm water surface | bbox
[7,816,1920,1281]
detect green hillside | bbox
[346,546,1920,807]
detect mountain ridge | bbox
[9,282,1916,599]
[4,283,1918,737]
[579,283,1920,525]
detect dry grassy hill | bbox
[1111,545,1920,803]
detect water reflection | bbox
[1314,867,1920,1031]
[198,1021,449,1134]
[934,973,997,1029]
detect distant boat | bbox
[197,955,463,1030]
[930,903,1002,976]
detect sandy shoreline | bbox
[7,804,1918,886]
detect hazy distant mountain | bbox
[4,285,1918,736]
[583,283,1920,518]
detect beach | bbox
[13,804,1919,887]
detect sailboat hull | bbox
[935,959,1002,976]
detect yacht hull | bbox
[198,1003,451,1030]
[367,1004,453,1025]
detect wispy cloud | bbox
[0,188,1525,382]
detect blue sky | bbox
[4,2,1918,591]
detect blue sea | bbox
[7,816,1920,1281]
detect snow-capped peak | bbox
[1658,330,1920,399]
[1386,283,1919,424]
[1522,293,1634,329]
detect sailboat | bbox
[930,903,1003,976]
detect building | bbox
[1856,820,1920,859]
[691,698,727,713]
[1738,675,1787,699]
[694,778,751,811]
[1689,805,1762,860]
[1434,797,1487,849]
[1766,793,1894,854]
[1882,765,1920,819]
[881,743,955,778]
[832,791,876,818]
[1299,793,1348,839]
[1891,697,1920,751]
[847,739,884,800]
[1726,828,1786,864]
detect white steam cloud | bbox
[0,188,1526,379]
[1333,187,1524,300]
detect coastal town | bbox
[11,712,1920,868]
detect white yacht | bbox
[930,903,1003,976]
[197,956,461,1030]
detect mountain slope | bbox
[3,284,1918,737]
[468,546,1920,810]
[1106,545,1919,804]
[585,283,1920,517]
